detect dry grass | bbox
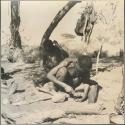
[22,46,42,63]
[1,44,42,64]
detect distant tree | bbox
[8,0,23,62]
[75,4,97,44]
[10,0,22,49]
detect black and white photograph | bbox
[1,0,124,124]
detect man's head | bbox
[77,55,92,73]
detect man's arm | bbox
[47,58,75,93]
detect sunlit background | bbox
[1,0,124,56]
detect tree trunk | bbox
[10,0,22,49]
[8,0,23,62]
[39,1,81,71]
[40,1,81,48]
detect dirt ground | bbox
[1,57,123,124]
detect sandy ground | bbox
[1,57,123,124]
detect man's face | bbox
[68,62,77,76]
[76,62,91,74]
[76,63,85,73]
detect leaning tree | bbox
[40,1,81,47]
[40,1,81,71]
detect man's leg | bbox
[87,80,99,103]
[81,84,90,101]
[74,84,90,102]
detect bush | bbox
[23,46,42,63]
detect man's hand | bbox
[65,86,74,95]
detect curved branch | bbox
[40,1,81,48]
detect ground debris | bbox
[53,118,85,124]
[8,80,18,96]
[64,103,106,115]
[1,58,123,124]
[109,113,124,124]
[17,105,107,124]
[1,113,16,125]
[18,109,66,124]
[12,91,51,106]
[54,114,110,124]
[12,96,51,106]
[52,92,68,103]
[36,86,53,96]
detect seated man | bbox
[47,55,99,103]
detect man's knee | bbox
[88,84,99,103]
[84,84,90,90]
[88,79,98,86]
[75,84,89,92]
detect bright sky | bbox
[1,1,82,46]
[1,0,124,50]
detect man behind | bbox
[47,55,99,103]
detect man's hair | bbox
[78,55,92,71]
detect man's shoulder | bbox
[59,57,77,67]
[63,57,77,64]
[64,57,77,62]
